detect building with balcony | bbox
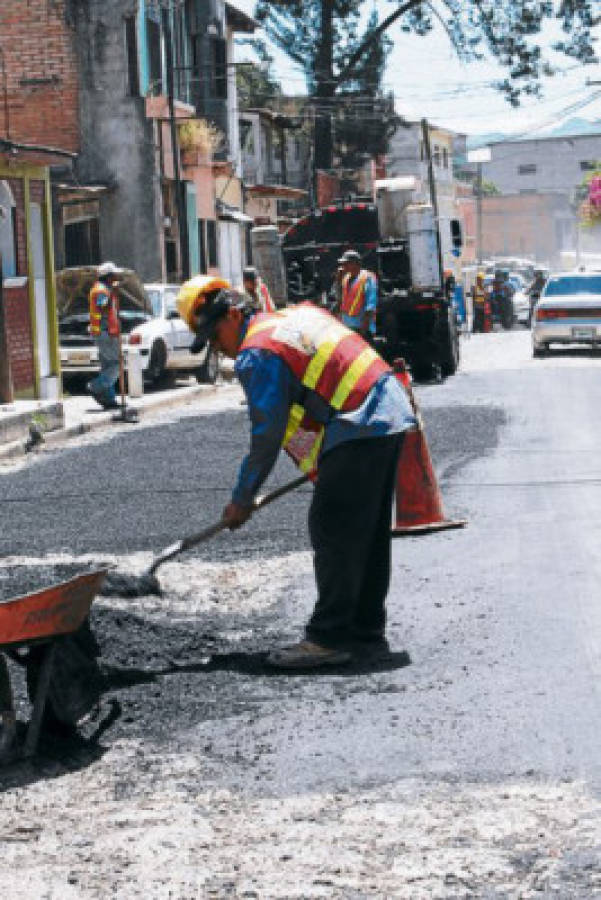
[239,108,310,229]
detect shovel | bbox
[101,473,310,598]
[112,284,139,424]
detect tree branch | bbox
[334,0,425,88]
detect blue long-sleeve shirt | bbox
[341,271,378,333]
[232,347,417,506]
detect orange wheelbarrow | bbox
[0,568,107,761]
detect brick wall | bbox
[0,0,79,156]
[3,283,34,392]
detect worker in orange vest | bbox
[88,261,123,410]
[241,266,275,313]
[338,249,378,340]
[472,272,487,333]
[177,283,417,670]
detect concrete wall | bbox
[480,192,575,268]
[387,123,455,199]
[72,0,163,282]
[483,133,601,196]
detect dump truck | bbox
[281,176,463,379]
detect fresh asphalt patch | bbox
[0,400,505,763]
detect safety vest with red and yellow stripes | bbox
[240,303,390,476]
[341,269,374,318]
[257,278,275,313]
[89,281,120,337]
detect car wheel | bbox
[195,346,219,384]
[532,343,548,358]
[147,340,168,385]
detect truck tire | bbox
[438,308,460,376]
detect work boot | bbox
[0,710,17,764]
[87,382,107,409]
[267,640,351,670]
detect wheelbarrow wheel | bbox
[25,622,104,729]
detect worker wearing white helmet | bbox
[87,261,124,409]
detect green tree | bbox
[236,39,283,108]
[255,0,598,169]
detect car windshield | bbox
[164,290,179,317]
[146,288,180,317]
[544,275,601,297]
[146,289,163,317]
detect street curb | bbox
[0,380,224,462]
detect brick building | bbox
[0,0,255,284]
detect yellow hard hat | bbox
[176,274,231,331]
[476,271,485,281]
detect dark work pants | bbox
[305,434,403,648]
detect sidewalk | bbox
[0,360,236,461]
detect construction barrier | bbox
[392,359,466,536]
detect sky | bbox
[233,1,601,139]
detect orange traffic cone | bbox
[392,360,466,537]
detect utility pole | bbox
[162,7,189,280]
[467,147,492,266]
[421,118,444,290]
[0,254,14,404]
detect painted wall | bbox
[483,133,601,196]
[480,192,575,268]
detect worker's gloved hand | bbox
[222,502,253,530]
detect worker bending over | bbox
[338,249,378,339]
[179,279,417,669]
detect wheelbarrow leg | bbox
[0,652,17,763]
[23,641,56,760]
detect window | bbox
[433,145,441,167]
[442,148,449,169]
[544,274,601,296]
[212,37,227,100]
[64,219,100,267]
[206,220,218,268]
[124,16,139,96]
[518,163,537,175]
[198,219,207,272]
[240,120,254,154]
[580,160,597,171]
[165,239,177,280]
[146,17,162,94]
[0,181,16,278]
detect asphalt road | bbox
[1,330,601,897]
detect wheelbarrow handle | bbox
[148,473,310,575]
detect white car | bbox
[532,271,601,357]
[507,273,530,326]
[126,284,219,384]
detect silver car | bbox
[532,272,601,357]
